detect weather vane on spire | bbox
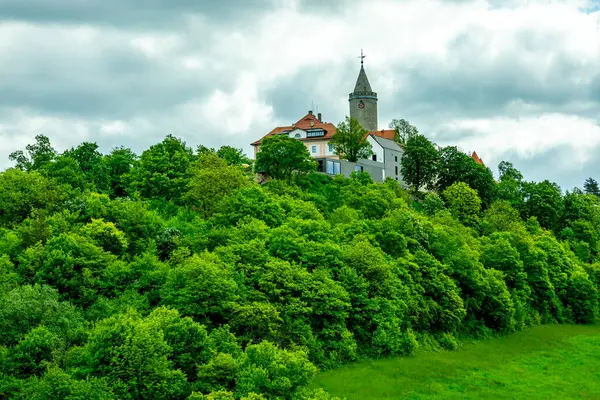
[358,49,366,66]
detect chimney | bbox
[317,112,322,122]
[308,110,313,115]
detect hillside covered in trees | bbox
[0,134,599,399]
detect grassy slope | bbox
[312,325,600,400]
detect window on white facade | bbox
[311,145,317,154]
[328,144,334,153]
[326,160,341,175]
[326,160,334,174]
[354,165,363,172]
[372,154,377,162]
[295,133,301,138]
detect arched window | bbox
[295,133,301,138]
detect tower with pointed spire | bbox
[349,49,378,131]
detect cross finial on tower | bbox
[358,49,366,66]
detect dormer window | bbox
[306,129,325,138]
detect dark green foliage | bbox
[126,135,195,202]
[329,116,372,162]
[400,134,439,191]
[62,142,109,192]
[235,341,317,398]
[0,285,84,346]
[422,193,446,216]
[583,177,600,197]
[104,146,137,198]
[161,253,238,327]
[522,180,564,231]
[2,136,599,399]
[215,187,285,228]
[389,118,418,146]
[496,161,524,208]
[436,146,497,206]
[0,169,64,227]
[254,135,315,181]
[216,146,251,167]
[186,154,250,217]
[9,326,57,377]
[41,156,90,191]
[9,135,57,171]
[442,182,481,227]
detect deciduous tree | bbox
[497,161,524,208]
[442,182,482,227]
[9,135,56,171]
[389,118,418,146]
[330,116,372,162]
[103,146,137,198]
[521,180,563,231]
[437,146,496,206]
[0,169,63,227]
[400,134,439,191]
[217,146,251,167]
[254,135,315,182]
[126,135,195,202]
[186,153,250,217]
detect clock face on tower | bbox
[358,101,365,109]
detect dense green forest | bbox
[0,134,599,399]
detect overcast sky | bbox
[1,0,599,190]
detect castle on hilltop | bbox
[251,51,403,183]
[251,51,483,183]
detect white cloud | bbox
[436,113,600,171]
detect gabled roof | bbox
[471,151,484,165]
[370,134,402,151]
[251,112,337,146]
[252,114,400,148]
[369,129,396,141]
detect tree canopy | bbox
[9,135,57,171]
[254,135,315,182]
[389,118,418,146]
[400,134,439,191]
[584,177,600,197]
[1,134,599,399]
[126,135,195,202]
[436,146,497,206]
[330,116,372,162]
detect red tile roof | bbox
[251,112,337,146]
[471,151,484,165]
[251,114,398,147]
[369,129,396,141]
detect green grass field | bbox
[312,325,600,400]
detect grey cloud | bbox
[263,62,360,125]
[0,0,273,29]
[0,26,238,120]
[391,27,600,122]
[0,55,216,120]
